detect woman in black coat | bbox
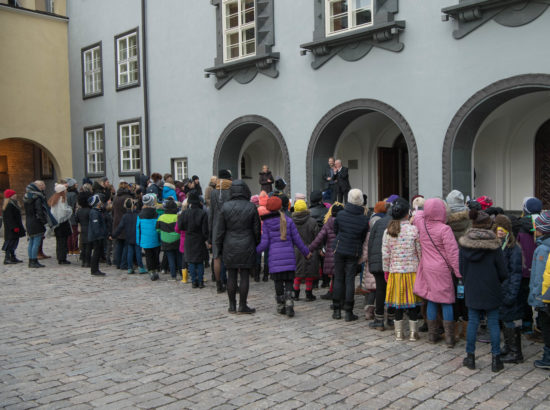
[2,189,26,264]
[75,192,92,267]
[258,165,274,193]
[23,182,49,268]
[216,180,261,314]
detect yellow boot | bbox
[181,268,188,283]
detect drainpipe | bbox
[141,0,151,176]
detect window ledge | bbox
[83,91,104,100]
[300,21,405,70]
[116,82,140,92]
[205,52,280,90]
[441,0,549,39]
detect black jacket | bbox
[93,181,111,202]
[334,203,369,258]
[215,180,261,269]
[293,211,320,278]
[3,200,26,240]
[23,184,48,236]
[88,207,106,242]
[66,187,78,226]
[54,220,72,238]
[500,243,524,321]
[259,171,274,193]
[322,165,335,190]
[309,203,328,228]
[113,211,139,246]
[112,188,133,238]
[178,206,209,263]
[368,214,391,273]
[459,228,509,311]
[333,167,351,193]
[146,182,162,201]
[75,207,91,244]
[208,179,232,257]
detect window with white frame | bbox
[119,121,141,173]
[172,158,188,181]
[85,127,105,175]
[326,0,373,36]
[222,0,256,62]
[115,30,139,88]
[82,44,102,97]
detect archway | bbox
[307,99,418,203]
[442,74,550,210]
[213,115,290,194]
[535,119,550,209]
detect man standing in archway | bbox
[322,157,336,202]
[333,159,351,204]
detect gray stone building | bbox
[68,0,550,209]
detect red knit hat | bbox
[266,196,282,212]
[3,189,15,199]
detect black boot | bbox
[276,295,286,315]
[492,355,504,372]
[262,272,269,282]
[228,300,236,314]
[29,259,44,268]
[500,326,513,358]
[344,301,358,322]
[285,291,295,317]
[501,327,523,364]
[369,314,385,331]
[150,271,159,281]
[4,254,15,265]
[10,251,23,263]
[293,289,300,301]
[332,308,342,320]
[253,268,260,283]
[463,353,475,370]
[238,305,256,314]
[216,280,226,294]
[321,274,330,288]
[320,291,332,300]
[305,290,316,302]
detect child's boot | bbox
[293,289,300,301]
[285,291,295,317]
[276,295,286,315]
[305,290,316,302]
[394,320,404,341]
[409,320,419,341]
[150,270,159,281]
[181,268,188,283]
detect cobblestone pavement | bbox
[1,239,550,409]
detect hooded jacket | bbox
[309,216,337,276]
[334,203,369,258]
[382,221,421,273]
[23,183,49,236]
[499,241,524,321]
[136,207,160,249]
[514,214,537,278]
[3,200,26,240]
[113,210,138,246]
[367,214,391,273]
[414,199,461,304]
[178,205,208,263]
[215,180,261,269]
[156,210,180,251]
[447,210,471,241]
[112,188,133,238]
[309,191,328,228]
[88,207,106,242]
[208,178,232,257]
[529,235,550,309]
[162,183,177,202]
[292,211,320,278]
[459,228,508,310]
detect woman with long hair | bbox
[2,189,26,264]
[48,183,73,265]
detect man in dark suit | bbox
[333,159,351,203]
[322,157,336,202]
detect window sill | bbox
[116,81,141,92]
[83,91,104,100]
[119,170,141,177]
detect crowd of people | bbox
[2,161,550,374]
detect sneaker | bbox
[128,268,135,274]
[138,267,148,274]
[91,271,106,276]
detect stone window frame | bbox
[117,118,143,176]
[222,0,257,62]
[300,0,405,70]
[81,41,103,100]
[325,0,374,37]
[171,157,188,181]
[205,0,279,89]
[84,124,106,178]
[114,28,141,92]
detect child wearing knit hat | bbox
[137,194,161,280]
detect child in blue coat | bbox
[137,194,160,280]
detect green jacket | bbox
[156,212,180,251]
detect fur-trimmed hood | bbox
[216,179,232,190]
[459,228,500,250]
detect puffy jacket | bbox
[111,188,133,238]
[459,228,508,310]
[66,187,78,226]
[515,214,537,278]
[216,180,261,269]
[543,255,550,304]
[292,211,320,278]
[334,203,369,258]
[367,214,391,273]
[23,184,49,236]
[256,212,309,274]
[447,210,471,241]
[146,182,162,201]
[162,183,177,202]
[178,205,208,263]
[309,216,337,276]
[500,243,524,321]
[88,207,106,242]
[382,221,421,273]
[75,207,91,244]
[156,211,180,251]
[3,200,25,240]
[113,210,138,246]
[309,203,328,228]
[529,235,550,308]
[136,207,160,249]
[208,179,232,257]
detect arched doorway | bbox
[442,74,550,210]
[213,115,290,193]
[307,99,418,202]
[0,138,59,196]
[535,119,550,209]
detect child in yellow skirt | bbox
[382,197,422,341]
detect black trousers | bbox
[539,308,550,350]
[333,253,357,311]
[90,240,103,273]
[80,242,92,265]
[227,268,250,306]
[395,306,419,321]
[56,235,69,262]
[336,187,349,204]
[144,247,160,272]
[274,279,294,296]
[520,277,533,324]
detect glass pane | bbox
[355,0,370,8]
[355,9,372,26]
[226,1,238,28]
[129,35,137,57]
[130,61,139,82]
[118,39,127,60]
[120,73,128,85]
[123,159,131,170]
[132,148,140,159]
[331,0,348,15]
[95,72,102,91]
[122,126,129,137]
[331,15,348,32]
[85,52,92,71]
[131,124,139,136]
[133,159,141,170]
[122,150,130,159]
[85,74,93,93]
[242,0,254,24]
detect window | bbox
[172,158,188,181]
[222,0,256,62]
[81,43,102,98]
[326,0,373,35]
[118,120,141,174]
[115,29,139,89]
[40,150,53,178]
[84,126,105,176]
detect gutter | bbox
[141,0,151,176]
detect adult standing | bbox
[112,181,133,270]
[322,157,336,202]
[49,183,73,265]
[191,175,203,197]
[204,176,217,209]
[66,178,79,255]
[93,177,112,202]
[23,181,49,268]
[309,190,328,228]
[2,189,25,264]
[216,180,261,314]
[332,159,351,204]
[146,173,163,201]
[259,165,274,193]
[209,169,233,293]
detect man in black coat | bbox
[259,165,274,193]
[333,159,351,203]
[322,157,336,202]
[215,180,261,314]
[23,181,49,268]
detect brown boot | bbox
[427,320,442,344]
[460,321,468,340]
[443,320,455,348]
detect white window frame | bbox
[325,0,374,36]
[115,30,139,89]
[222,0,256,62]
[85,126,105,176]
[172,158,188,181]
[118,121,141,174]
[82,44,102,97]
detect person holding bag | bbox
[49,183,73,265]
[414,198,461,347]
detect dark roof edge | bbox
[0,3,68,21]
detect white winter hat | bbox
[347,189,363,206]
[55,183,66,193]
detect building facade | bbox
[67,0,550,210]
[0,0,72,196]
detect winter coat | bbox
[413,199,461,304]
[75,207,91,244]
[113,211,138,246]
[258,171,274,193]
[111,188,133,238]
[543,256,550,304]
[499,242,524,321]
[66,187,78,226]
[322,165,335,190]
[369,213,385,230]
[176,188,186,204]
[215,181,261,269]
[309,203,328,228]
[136,207,160,249]
[3,200,25,240]
[146,182,162,201]
[292,211,320,278]
[92,181,111,202]
[256,212,310,274]
[334,203,369,258]
[309,216,337,276]
[529,235,550,309]
[208,179,232,257]
[204,182,216,209]
[174,223,186,254]
[358,233,376,290]
[447,210,471,241]
[104,211,113,239]
[88,207,106,242]
[178,206,208,264]
[368,214,391,273]
[54,220,72,238]
[162,183,177,202]
[459,228,508,311]
[156,212,180,251]
[382,221,421,273]
[23,184,48,236]
[515,215,537,278]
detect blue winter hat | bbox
[523,197,542,215]
[88,194,101,208]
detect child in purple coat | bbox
[256,196,310,318]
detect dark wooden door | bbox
[535,119,550,209]
[0,156,8,192]
[378,147,399,201]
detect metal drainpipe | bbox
[141,0,151,176]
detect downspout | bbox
[141,0,151,176]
